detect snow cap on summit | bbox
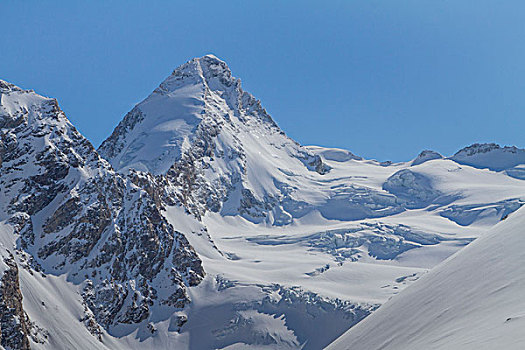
[0,79,61,127]
[0,80,25,93]
[449,143,525,171]
[172,54,230,76]
[98,55,278,175]
[153,54,237,97]
[411,150,443,166]
[202,53,223,61]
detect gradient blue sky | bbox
[1,1,524,161]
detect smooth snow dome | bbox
[306,146,362,162]
[328,207,525,350]
[411,150,443,166]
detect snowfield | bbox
[328,206,525,350]
[1,56,524,349]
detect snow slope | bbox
[450,143,525,171]
[328,206,525,350]
[450,143,525,180]
[2,55,525,349]
[95,55,525,349]
[100,55,332,224]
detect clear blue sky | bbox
[1,1,524,161]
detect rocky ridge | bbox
[450,143,525,172]
[0,250,31,350]
[99,55,329,223]
[0,80,204,345]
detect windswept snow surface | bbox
[328,206,525,350]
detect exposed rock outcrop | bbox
[0,251,31,350]
[0,79,204,336]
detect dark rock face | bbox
[162,114,244,219]
[98,107,145,161]
[0,80,205,337]
[0,252,31,350]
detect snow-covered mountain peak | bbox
[202,53,221,60]
[454,143,516,156]
[98,55,281,175]
[0,80,65,126]
[98,56,330,222]
[1,80,46,109]
[0,79,205,344]
[0,79,24,93]
[156,54,238,96]
[411,150,443,166]
[0,79,101,178]
[450,143,525,172]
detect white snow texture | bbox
[1,56,524,349]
